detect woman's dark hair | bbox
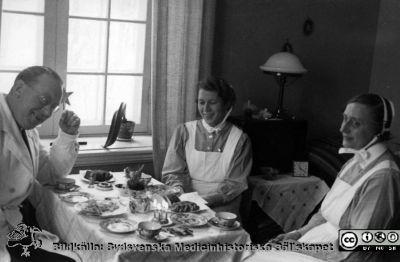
[347,93,394,141]
[197,76,236,108]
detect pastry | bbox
[85,170,113,182]
[170,201,200,213]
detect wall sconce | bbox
[260,45,307,119]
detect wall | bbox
[370,0,400,144]
[212,0,381,139]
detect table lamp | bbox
[260,49,307,119]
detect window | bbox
[0,0,44,92]
[0,0,151,136]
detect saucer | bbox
[138,232,169,242]
[96,182,113,191]
[208,217,241,231]
[100,218,137,234]
[59,192,93,204]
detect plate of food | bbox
[170,201,200,213]
[75,199,126,218]
[81,170,115,184]
[162,226,193,237]
[59,192,93,204]
[96,182,113,191]
[100,218,137,234]
[170,213,208,227]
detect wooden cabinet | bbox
[229,116,308,174]
[230,116,308,242]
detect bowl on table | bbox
[137,221,162,239]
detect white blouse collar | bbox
[339,136,387,169]
[201,107,232,134]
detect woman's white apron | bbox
[184,121,242,213]
[300,159,397,243]
[246,158,397,262]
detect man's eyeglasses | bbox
[25,83,60,113]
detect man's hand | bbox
[59,110,80,135]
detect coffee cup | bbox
[115,183,129,197]
[137,221,161,239]
[215,211,237,227]
[56,178,75,191]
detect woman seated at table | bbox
[161,76,252,215]
[247,93,400,262]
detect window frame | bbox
[0,0,152,138]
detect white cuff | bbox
[57,129,79,143]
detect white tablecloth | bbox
[30,172,253,262]
[250,174,330,232]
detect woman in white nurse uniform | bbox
[246,94,400,262]
[162,76,252,215]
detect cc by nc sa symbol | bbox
[341,232,358,250]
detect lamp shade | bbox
[260,52,307,74]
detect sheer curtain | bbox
[151,0,216,179]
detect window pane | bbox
[108,22,145,73]
[66,74,105,125]
[0,13,43,70]
[0,72,17,93]
[68,19,107,73]
[69,0,108,18]
[106,75,142,124]
[110,0,147,21]
[3,0,44,13]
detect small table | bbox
[249,174,330,232]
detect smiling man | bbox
[0,66,80,262]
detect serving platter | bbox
[170,213,208,227]
[169,201,200,213]
[75,200,126,218]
